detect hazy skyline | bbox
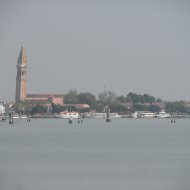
[0,0,190,101]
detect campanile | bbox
[15,45,28,103]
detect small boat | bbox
[86,112,106,118]
[58,111,79,119]
[137,111,155,118]
[13,113,27,119]
[86,112,121,119]
[132,112,138,118]
[155,110,171,118]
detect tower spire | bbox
[17,44,27,65]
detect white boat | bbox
[132,112,138,118]
[59,111,79,119]
[86,112,121,119]
[155,110,171,118]
[110,113,122,118]
[137,111,155,118]
[13,113,27,119]
[86,112,105,118]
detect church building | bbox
[15,45,64,105]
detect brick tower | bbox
[15,45,28,103]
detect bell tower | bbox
[15,44,28,103]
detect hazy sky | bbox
[0,0,190,101]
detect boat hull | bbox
[58,112,79,119]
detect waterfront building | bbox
[15,45,64,105]
[26,94,64,106]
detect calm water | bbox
[0,118,190,190]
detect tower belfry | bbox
[15,45,28,103]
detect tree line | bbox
[15,90,190,115]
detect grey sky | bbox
[0,0,190,101]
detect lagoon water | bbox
[0,118,190,190]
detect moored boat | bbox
[58,111,79,119]
[13,113,27,119]
[86,112,121,119]
[155,110,171,118]
[137,111,155,118]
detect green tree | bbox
[165,101,188,114]
[110,101,128,114]
[51,103,64,113]
[143,94,155,103]
[126,92,158,104]
[148,105,160,112]
[156,98,163,102]
[15,101,33,114]
[31,105,47,114]
[64,90,79,104]
[78,92,97,109]
[133,103,148,111]
[116,95,126,103]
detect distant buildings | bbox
[26,94,64,105]
[15,45,64,105]
[63,104,90,109]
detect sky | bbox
[0,0,190,101]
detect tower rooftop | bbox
[17,44,27,65]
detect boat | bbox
[137,111,155,118]
[155,110,171,118]
[86,112,121,119]
[110,113,121,118]
[131,112,138,118]
[13,113,27,119]
[86,112,106,118]
[58,111,79,119]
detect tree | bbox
[78,92,97,109]
[148,105,160,112]
[126,92,157,104]
[15,101,33,114]
[98,91,117,106]
[64,90,79,104]
[133,103,148,111]
[126,92,141,103]
[116,95,126,103]
[31,105,47,114]
[143,94,155,103]
[156,98,163,102]
[165,101,188,114]
[51,103,64,113]
[110,101,128,114]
